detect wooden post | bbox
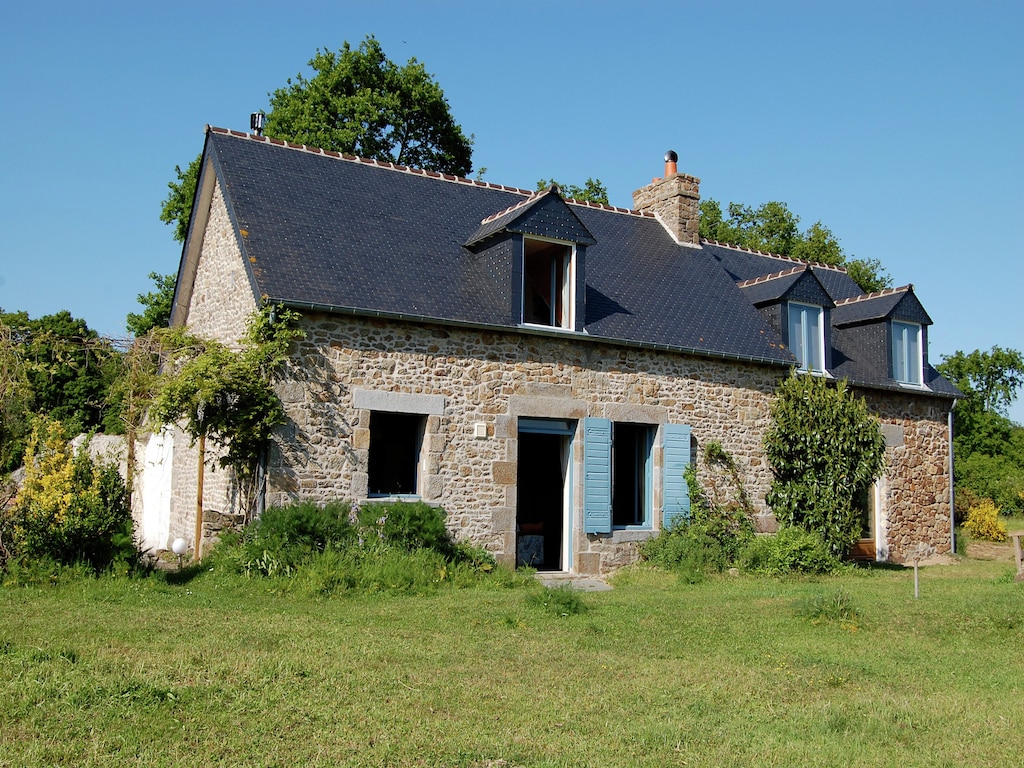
[194,434,205,562]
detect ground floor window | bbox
[367,411,425,496]
[612,423,655,528]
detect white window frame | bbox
[892,321,923,386]
[787,301,825,373]
[522,236,575,330]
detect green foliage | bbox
[150,306,303,493]
[740,526,839,575]
[0,310,123,471]
[526,584,587,616]
[126,272,176,337]
[764,374,886,557]
[938,347,1024,515]
[699,199,892,294]
[162,36,472,251]
[535,178,609,204]
[796,588,859,625]
[2,420,135,572]
[159,154,202,244]
[962,498,1008,542]
[224,499,497,593]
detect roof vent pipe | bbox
[250,111,266,137]
[664,150,678,178]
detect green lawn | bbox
[1,554,1021,767]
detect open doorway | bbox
[850,482,879,561]
[517,420,573,570]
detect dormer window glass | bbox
[787,302,824,373]
[523,237,574,329]
[892,321,923,385]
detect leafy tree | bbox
[699,199,892,294]
[161,36,474,247]
[0,321,31,473]
[0,310,122,446]
[937,346,1024,514]
[764,374,887,557]
[126,272,177,336]
[535,178,610,205]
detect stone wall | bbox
[264,313,783,573]
[860,389,954,563]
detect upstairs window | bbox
[892,321,923,385]
[787,302,825,373]
[523,238,574,329]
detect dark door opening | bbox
[517,431,568,570]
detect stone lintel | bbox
[352,388,446,415]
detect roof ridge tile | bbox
[736,265,808,288]
[834,284,914,307]
[700,238,849,273]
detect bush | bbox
[639,523,728,582]
[764,374,886,557]
[240,500,354,575]
[962,498,1008,542]
[739,526,839,575]
[2,420,135,572]
[357,501,451,553]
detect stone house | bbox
[146,126,960,572]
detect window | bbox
[612,424,655,527]
[584,419,691,534]
[787,302,825,373]
[892,321,923,385]
[367,411,425,496]
[523,238,573,329]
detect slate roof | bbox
[190,128,793,365]
[180,127,958,399]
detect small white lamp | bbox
[171,537,188,569]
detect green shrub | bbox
[526,584,587,616]
[240,500,354,575]
[739,526,839,575]
[2,420,136,572]
[357,501,451,553]
[640,524,728,580]
[797,589,859,625]
[764,374,886,557]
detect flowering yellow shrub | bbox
[963,498,1008,542]
[6,419,133,570]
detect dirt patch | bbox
[966,540,1015,561]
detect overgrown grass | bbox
[1,556,1021,767]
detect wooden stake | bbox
[194,434,205,562]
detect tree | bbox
[126,272,176,336]
[161,36,474,248]
[699,199,892,294]
[764,374,887,557]
[0,310,122,440]
[535,178,610,205]
[0,321,31,473]
[937,347,1024,515]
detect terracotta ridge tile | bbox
[834,284,914,306]
[736,265,808,288]
[700,238,849,273]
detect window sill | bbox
[520,322,579,334]
[895,381,929,391]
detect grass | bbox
[1,555,1022,767]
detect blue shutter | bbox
[583,417,612,534]
[662,423,691,529]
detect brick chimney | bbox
[632,150,701,246]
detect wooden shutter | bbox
[662,423,692,529]
[583,417,612,534]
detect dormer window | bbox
[787,302,825,373]
[892,321,923,385]
[523,237,574,329]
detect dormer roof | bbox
[465,186,597,249]
[738,265,835,308]
[833,285,933,327]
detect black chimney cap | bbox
[665,150,678,163]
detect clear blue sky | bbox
[1,1,1021,421]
